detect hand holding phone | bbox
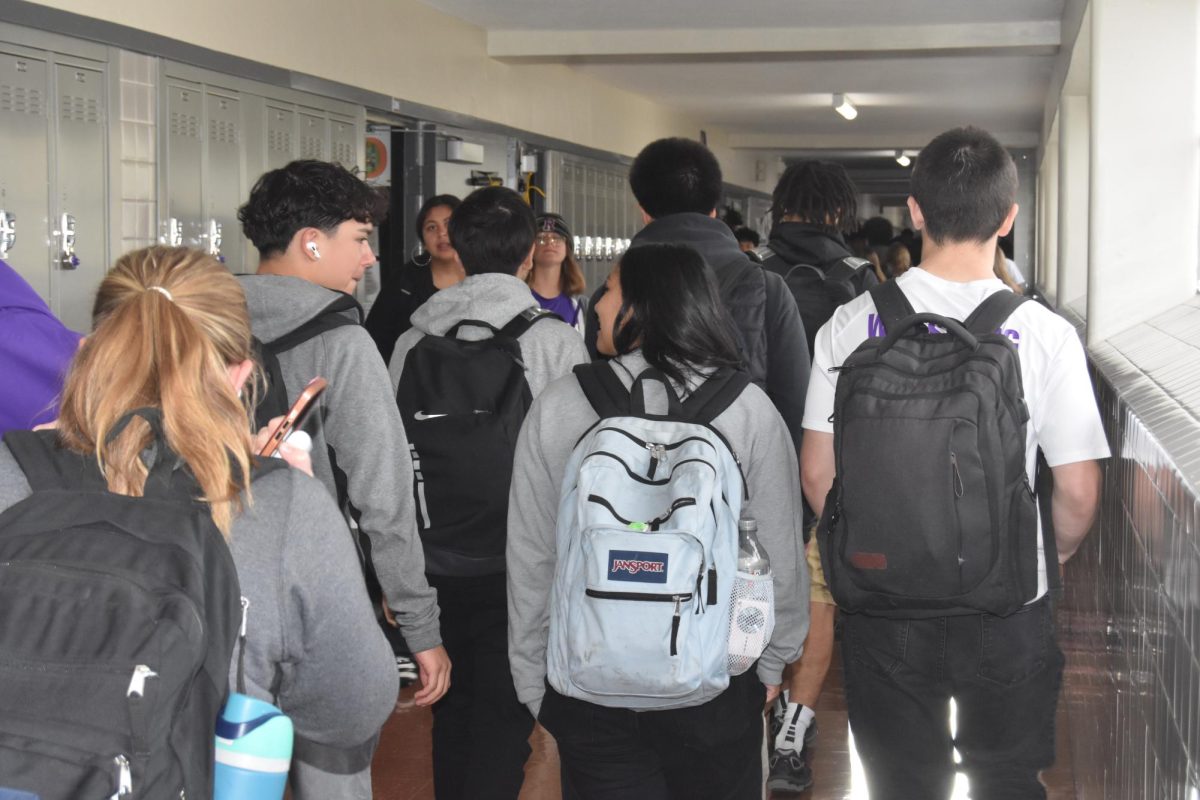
[258,377,328,457]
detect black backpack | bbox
[252,292,362,430]
[0,412,281,799]
[759,247,876,355]
[818,281,1048,618]
[395,307,553,576]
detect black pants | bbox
[427,572,534,800]
[538,671,766,800]
[841,597,1064,800]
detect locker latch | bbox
[167,218,183,248]
[0,210,14,260]
[59,213,79,269]
[206,218,225,263]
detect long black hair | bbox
[415,193,460,238]
[612,244,742,386]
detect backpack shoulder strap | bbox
[499,307,555,339]
[3,429,90,492]
[782,263,822,282]
[265,292,363,354]
[679,368,751,424]
[574,362,633,419]
[963,290,1028,335]
[868,280,916,335]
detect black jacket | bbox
[585,213,809,456]
[364,258,437,364]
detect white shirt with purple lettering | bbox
[803,266,1110,600]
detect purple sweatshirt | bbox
[0,260,81,435]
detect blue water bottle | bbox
[215,598,294,800]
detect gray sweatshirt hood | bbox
[239,274,362,341]
[409,273,536,338]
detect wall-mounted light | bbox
[833,93,858,121]
[895,151,912,167]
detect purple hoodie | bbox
[0,260,81,435]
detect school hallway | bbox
[370,644,1083,799]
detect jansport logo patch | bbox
[608,550,668,584]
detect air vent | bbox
[170,111,200,139]
[60,94,101,124]
[333,142,355,165]
[268,129,292,154]
[209,118,239,145]
[0,84,45,115]
[300,136,323,159]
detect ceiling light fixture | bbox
[833,93,858,121]
[895,151,912,167]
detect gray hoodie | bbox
[240,274,440,652]
[506,352,810,717]
[389,272,589,399]
[0,446,398,799]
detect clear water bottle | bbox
[727,514,775,675]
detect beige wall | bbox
[30,0,767,191]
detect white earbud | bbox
[307,242,321,259]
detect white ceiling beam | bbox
[488,21,1060,60]
[730,131,1041,150]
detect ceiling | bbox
[418,0,1067,199]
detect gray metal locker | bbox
[53,59,107,332]
[204,88,244,271]
[265,104,295,170]
[298,109,326,161]
[0,46,51,303]
[164,82,204,250]
[330,115,357,170]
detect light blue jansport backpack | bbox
[547,363,750,710]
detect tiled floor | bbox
[371,647,1080,799]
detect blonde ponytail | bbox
[56,246,257,536]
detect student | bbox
[237,160,450,715]
[0,247,397,799]
[365,193,463,363]
[800,127,1108,799]
[526,212,588,334]
[389,187,587,800]
[0,258,82,436]
[509,243,809,800]
[733,225,760,253]
[585,137,810,459]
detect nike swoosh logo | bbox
[414,411,447,421]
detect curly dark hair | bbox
[238,160,387,258]
[629,138,723,218]
[770,161,858,231]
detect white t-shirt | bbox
[803,267,1110,599]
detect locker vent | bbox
[170,111,200,139]
[209,118,240,145]
[300,135,323,160]
[60,94,101,124]
[268,129,292,154]
[0,84,45,115]
[333,141,355,166]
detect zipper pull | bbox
[951,452,964,498]
[646,443,665,479]
[670,596,682,656]
[114,754,132,796]
[127,664,158,698]
[239,596,250,639]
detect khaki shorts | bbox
[807,531,835,606]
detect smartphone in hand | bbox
[258,377,328,457]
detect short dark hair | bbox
[733,226,760,247]
[415,194,461,238]
[238,160,386,259]
[614,244,741,385]
[911,126,1018,245]
[771,161,859,231]
[861,216,893,247]
[448,186,535,276]
[629,138,723,218]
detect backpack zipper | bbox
[127,664,158,697]
[646,443,666,479]
[583,590,691,656]
[950,452,964,498]
[115,753,132,796]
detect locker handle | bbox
[59,213,79,270]
[0,210,14,260]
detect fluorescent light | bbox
[895,151,911,167]
[833,93,858,121]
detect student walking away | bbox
[584,137,810,461]
[509,244,808,800]
[755,159,877,793]
[527,212,589,334]
[0,258,82,436]
[237,160,450,713]
[365,194,463,363]
[800,127,1108,800]
[389,187,587,800]
[0,247,397,800]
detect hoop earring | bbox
[411,245,432,267]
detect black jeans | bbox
[538,671,766,800]
[427,572,534,800]
[840,597,1063,800]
